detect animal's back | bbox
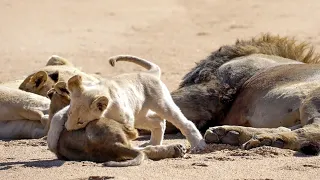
[181,34,320,88]
[0,86,50,120]
[224,64,320,127]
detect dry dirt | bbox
[0,0,320,179]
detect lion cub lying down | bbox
[19,55,101,97]
[64,55,206,151]
[0,85,50,139]
[47,82,186,166]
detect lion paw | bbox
[204,126,243,145]
[242,134,285,150]
[169,144,187,158]
[190,139,207,153]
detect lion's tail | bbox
[109,55,161,78]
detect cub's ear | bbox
[54,81,69,96]
[48,71,59,82]
[90,96,108,113]
[30,71,48,89]
[67,75,84,95]
[47,88,55,99]
[46,55,74,66]
[19,74,33,90]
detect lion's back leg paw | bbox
[204,126,242,145]
[241,134,285,150]
[172,144,187,158]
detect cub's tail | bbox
[103,146,145,167]
[109,55,161,78]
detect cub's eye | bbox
[77,118,84,125]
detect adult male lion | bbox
[168,34,320,154]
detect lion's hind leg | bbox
[204,125,290,146]
[141,144,186,160]
[242,91,320,155]
[102,143,186,166]
[242,124,320,155]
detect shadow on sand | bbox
[0,159,65,170]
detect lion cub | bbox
[19,55,101,97]
[47,82,186,166]
[0,85,50,139]
[64,55,206,151]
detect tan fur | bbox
[204,64,320,154]
[64,55,206,152]
[0,83,50,139]
[19,55,101,97]
[46,55,74,66]
[232,33,320,64]
[168,34,320,135]
[47,82,186,166]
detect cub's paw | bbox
[242,133,286,150]
[173,144,187,158]
[204,126,245,145]
[190,139,207,154]
[166,144,187,158]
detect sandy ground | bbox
[0,0,320,179]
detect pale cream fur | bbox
[46,82,186,166]
[47,105,69,153]
[0,85,50,139]
[65,55,206,151]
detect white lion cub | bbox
[65,55,206,151]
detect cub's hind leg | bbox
[135,110,166,146]
[141,144,186,160]
[149,82,205,152]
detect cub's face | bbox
[47,81,71,118]
[65,75,108,131]
[19,71,59,97]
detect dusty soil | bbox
[0,0,320,179]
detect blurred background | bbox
[0,0,319,91]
